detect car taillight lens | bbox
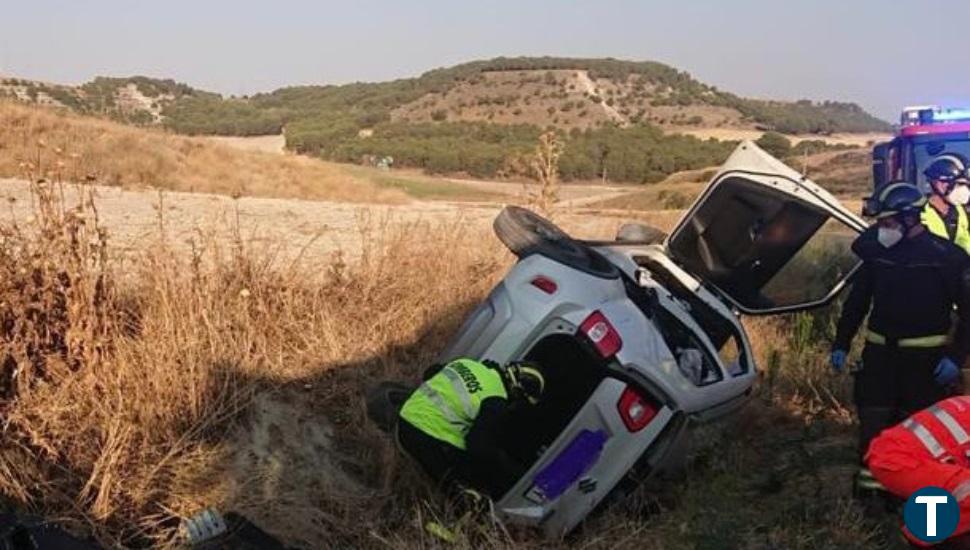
[579,310,622,358]
[617,386,658,432]
[530,276,558,294]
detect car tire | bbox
[616,223,667,244]
[493,206,619,279]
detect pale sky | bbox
[2,0,968,121]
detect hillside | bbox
[2,58,893,139]
[388,65,884,136]
[805,148,871,195]
[2,57,891,184]
[248,58,891,152]
[0,100,400,202]
[1,76,200,124]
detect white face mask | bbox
[877,226,905,248]
[947,184,970,206]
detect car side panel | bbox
[437,283,514,362]
[438,254,627,365]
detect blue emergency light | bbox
[932,108,970,123]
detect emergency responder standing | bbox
[397,357,545,498]
[831,181,970,491]
[922,155,970,254]
[868,396,970,546]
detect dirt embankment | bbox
[0,101,400,202]
[205,134,286,154]
[0,178,676,267]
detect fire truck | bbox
[873,106,970,192]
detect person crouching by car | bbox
[397,357,545,499]
[830,181,970,494]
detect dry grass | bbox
[0,157,510,546]
[589,183,706,212]
[0,101,405,203]
[0,158,899,548]
[807,149,872,196]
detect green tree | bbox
[756,132,793,158]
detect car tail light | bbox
[530,276,558,295]
[617,386,658,432]
[579,310,622,358]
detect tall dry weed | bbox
[745,312,853,423]
[526,131,563,216]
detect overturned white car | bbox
[436,141,868,537]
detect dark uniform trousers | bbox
[835,229,970,461]
[396,420,507,497]
[854,344,951,459]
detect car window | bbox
[668,177,861,313]
[913,139,970,190]
[757,219,859,309]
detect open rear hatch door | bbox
[665,141,868,315]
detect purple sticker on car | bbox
[531,429,608,501]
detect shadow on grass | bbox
[203,303,909,550]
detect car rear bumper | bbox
[496,377,675,538]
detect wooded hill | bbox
[2,57,889,183]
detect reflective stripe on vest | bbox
[954,480,970,502]
[866,330,950,348]
[922,202,970,254]
[399,359,507,449]
[930,405,970,445]
[856,468,885,490]
[418,384,462,426]
[903,418,947,459]
[440,366,475,419]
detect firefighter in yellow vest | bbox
[398,358,545,498]
[922,155,970,254]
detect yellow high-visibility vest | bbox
[399,358,507,449]
[922,203,970,254]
